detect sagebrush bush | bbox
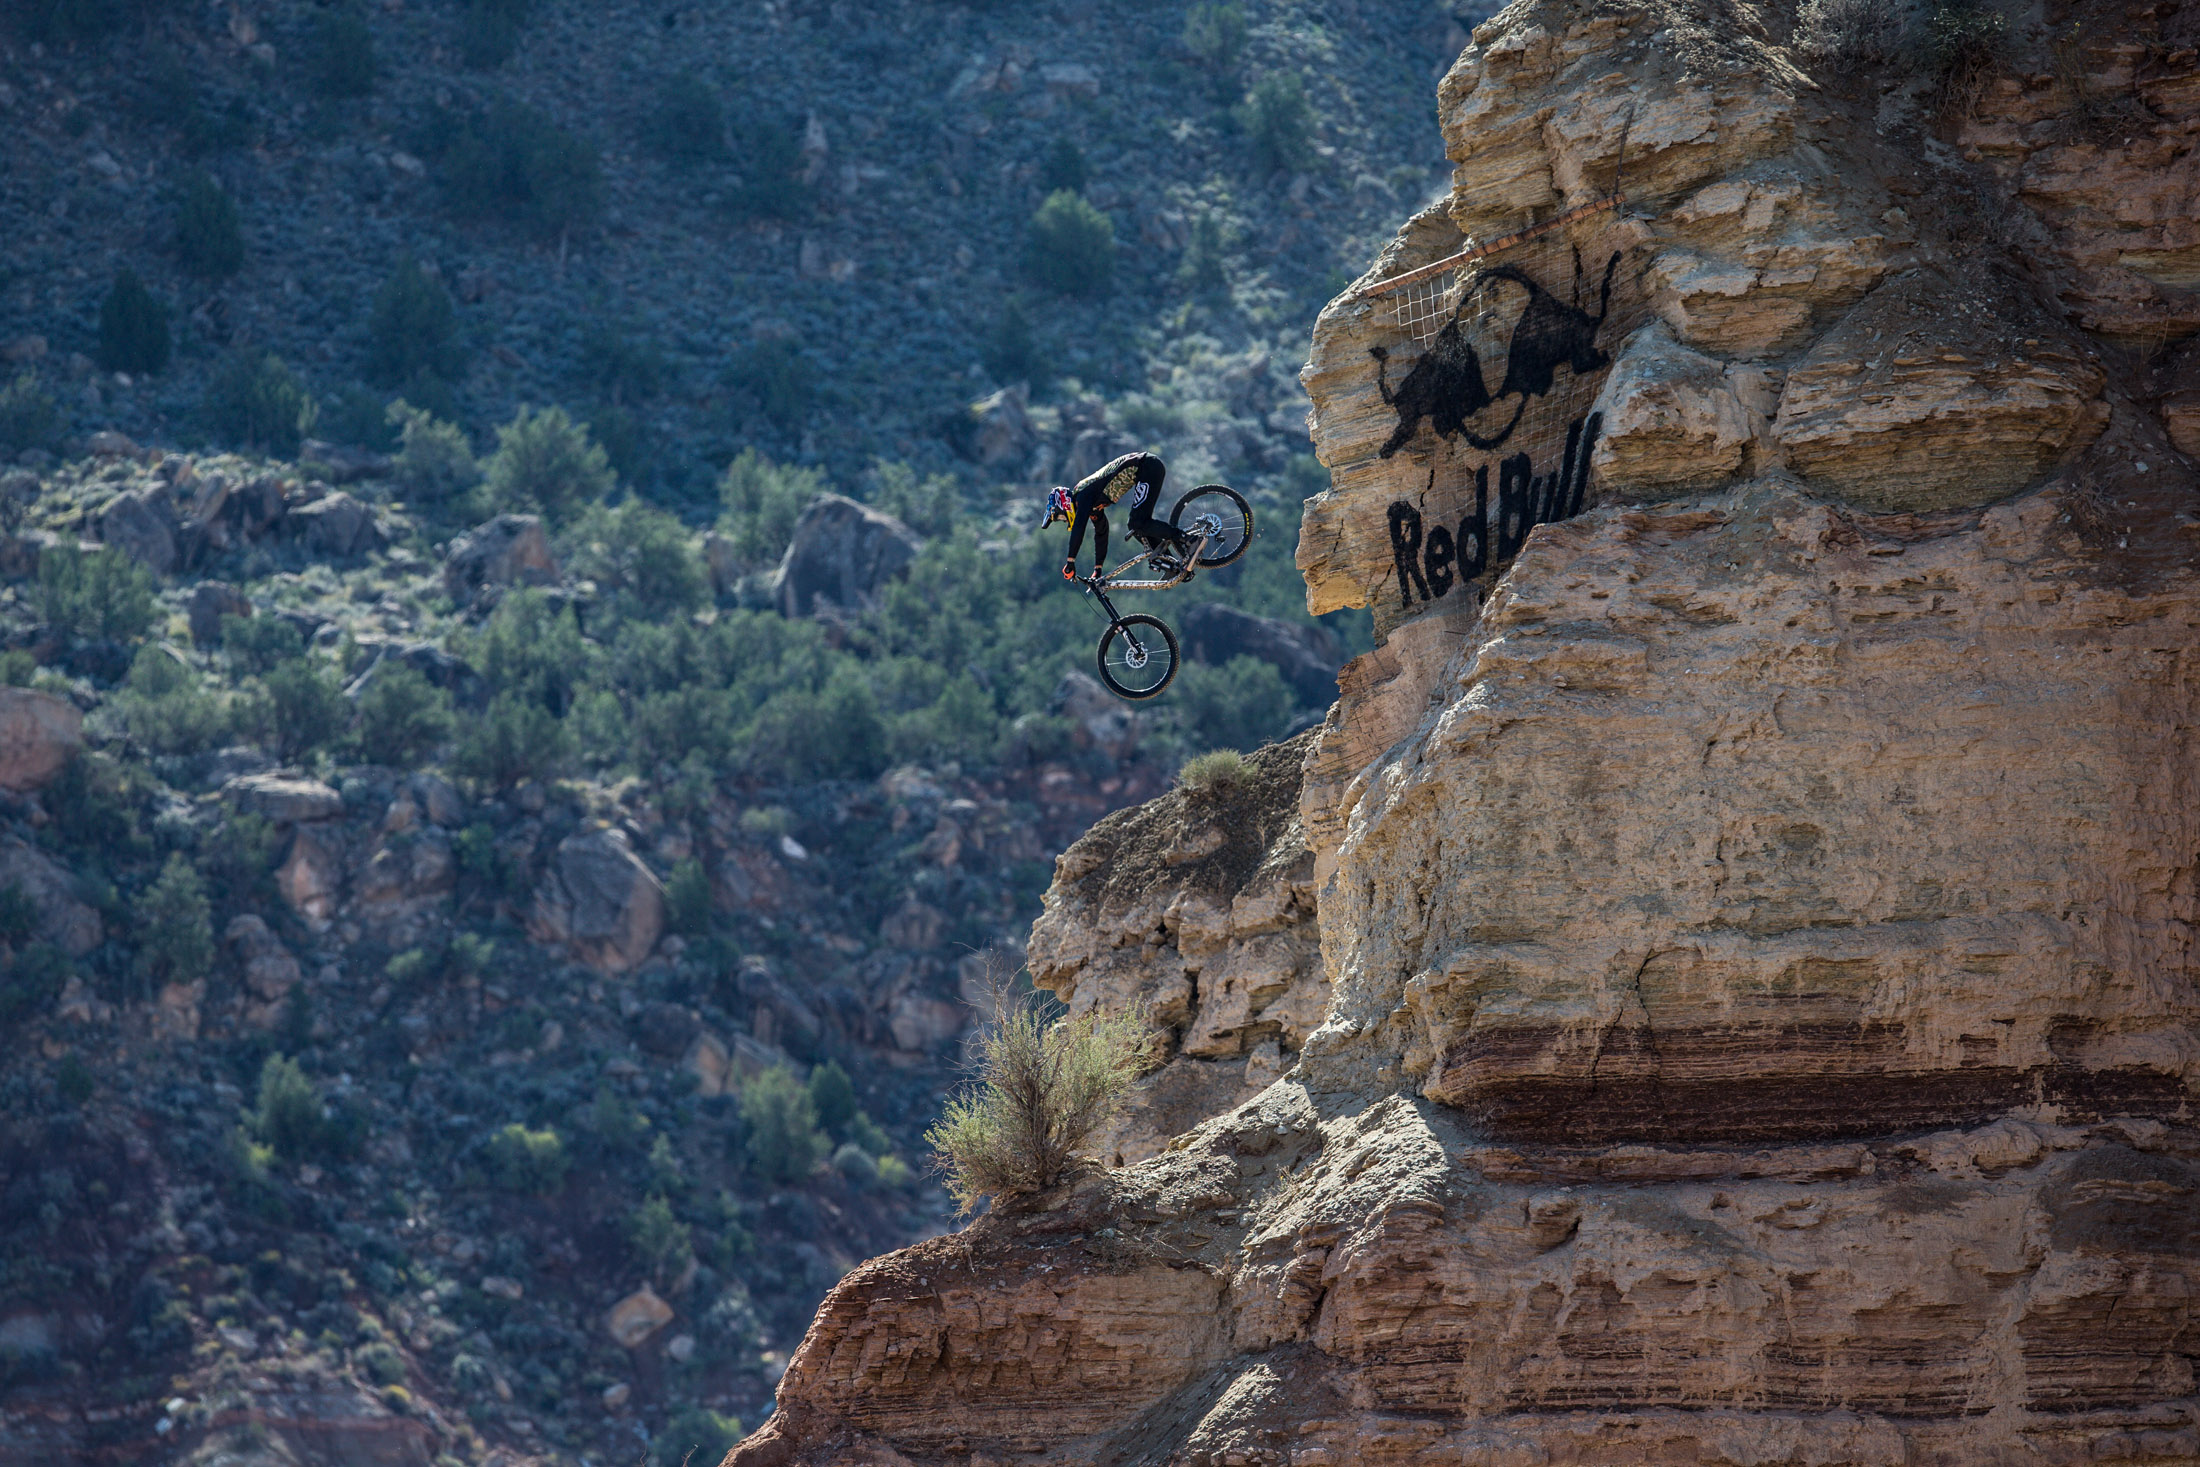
[664,857,712,936]
[807,1059,858,1138]
[0,372,59,455]
[653,1409,744,1467]
[440,98,603,238]
[139,853,213,991]
[1038,135,1087,195]
[354,661,453,766]
[1176,747,1249,794]
[97,268,170,375]
[927,987,1151,1212]
[1238,72,1316,174]
[1024,189,1115,297]
[253,1054,322,1160]
[716,448,822,570]
[1926,0,2007,111]
[452,691,573,787]
[454,0,528,68]
[1796,0,1905,72]
[628,1193,692,1282]
[118,643,231,755]
[0,884,35,945]
[310,5,376,98]
[980,298,1048,386]
[1179,211,1234,298]
[725,110,809,221]
[204,350,316,455]
[1183,1,1248,73]
[740,1066,829,1183]
[175,170,244,277]
[484,405,614,521]
[38,545,156,643]
[724,339,816,433]
[387,402,480,503]
[218,613,303,673]
[563,499,707,620]
[248,656,347,763]
[644,72,724,164]
[483,1122,569,1194]
[365,258,460,389]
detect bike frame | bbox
[1083,528,1214,606]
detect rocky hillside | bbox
[729,0,2200,1462]
[0,1,1512,1464]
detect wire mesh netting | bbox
[1345,195,1649,640]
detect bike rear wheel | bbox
[1096,614,1180,700]
[1170,485,1253,568]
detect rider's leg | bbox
[1124,462,1189,554]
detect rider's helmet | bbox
[1040,486,1074,529]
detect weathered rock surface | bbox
[1029,734,1322,1163]
[0,687,81,792]
[286,490,385,559]
[770,494,922,618]
[0,837,101,955]
[736,1,2200,1463]
[528,827,666,974]
[441,513,559,603]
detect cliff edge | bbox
[727,0,2200,1461]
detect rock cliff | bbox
[729,0,2200,1462]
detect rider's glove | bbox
[1062,560,1077,581]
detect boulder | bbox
[1047,671,1139,759]
[443,515,558,603]
[346,642,485,709]
[683,1032,732,1098]
[527,829,665,974]
[1587,320,1760,495]
[409,772,465,828]
[287,491,385,559]
[276,823,345,929]
[187,581,253,649]
[225,914,302,1010]
[153,980,203,1042]
[635,1000,701,1058]
[0,836,101,954]
[98,487,178,574]
[1772,268,2109,511]
[298,439,392,484]
[223,774,344,824]
[1178,604,1342,708]
[0,688,82,792]
[701,530,741,600]
[606,1286,674,1348]
[967,385,1037,466]
[770,495,922,618]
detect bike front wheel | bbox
[1096,614,1180,700]
[1170,485,1253,568]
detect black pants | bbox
[1066,452,1183,572]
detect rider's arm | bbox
[1088,508,1108,573]
[1065,505,1088,572]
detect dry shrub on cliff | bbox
[1795,0,1903,74]
[928,987,1152,1212]
[1178,748,1250,794]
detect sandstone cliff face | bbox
[730,2,2200,1463]
[1026,734,1324,1164]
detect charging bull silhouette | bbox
[1370,249,1620,459]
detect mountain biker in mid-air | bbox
[1041,451,1193,581]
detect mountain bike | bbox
[1082,484,1253,700]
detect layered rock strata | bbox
[730,1,2200,1462]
